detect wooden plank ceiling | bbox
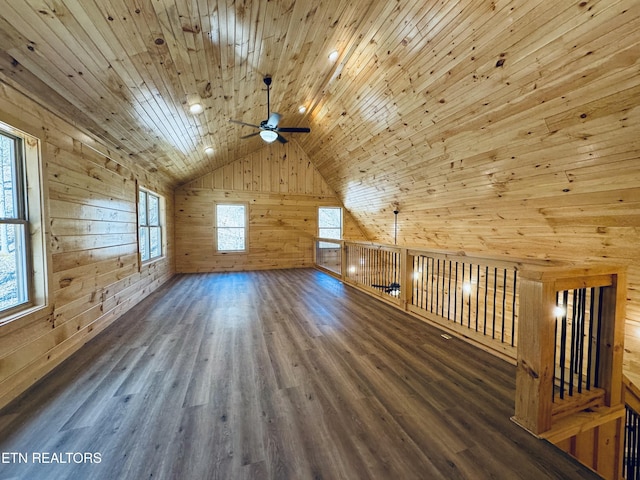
[0,0,638,231]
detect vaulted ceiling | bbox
[0,0,638,248]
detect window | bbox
[318,207,342,239]
[138,189,163,262]
[0,131,29,312]
[0,122,47,321]
[215,203,247,252]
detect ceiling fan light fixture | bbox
[259,130,278,143]
[189,103,204,114]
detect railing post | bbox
[513,273,556,434]
[598,271,627,407]
[341,241,348,282]
[312,237,317,266]
[399,248,411,311]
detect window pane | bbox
[139,227,149,261]
[216,204,246,252]
[217,204,245,228]
[0,223,28,310]
[319,207,341,229]
[319,207,342,245]
[148,194,159,226]
[0,133,19,219]
[150,227,161,259]
[138,191,147,226]
[218,227,245,251]
[319,228,341,240]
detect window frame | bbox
[214,202,248,253]
[318,206,343,248]
[0,121,49,325]
[138,187,164,264]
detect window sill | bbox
[0,302,52,328]
[140,255,166,269]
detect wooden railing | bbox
[344,242,402,304]
[510,266,627,479]
[625,376,640,480]
[314,238,629,479]
[317,239,540,361]
[408,250,521,360]
[314,238,343,276]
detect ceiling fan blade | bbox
[276,134,288,144]
[276,127,311,133]
[240,132,261,139]
[229,119,261,129]
[266,112,281,129]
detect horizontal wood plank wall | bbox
[176,141,365,272]
[0,82,175,410]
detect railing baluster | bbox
[455,261,459,324]
[435,258,440,315]
[569,289,577,397]
[559,290,569,400]
[511,270,517,347]
[577,288,585,394]
[475,264,480,332]
[595,287,604,388]
[416,256,421,308]
[468,263,472,328]
[441,259,445,317]
[447,260,452,321]
[492,267,498,339]
[624,404,640,480]
[430,257,435,313]
[484,266,489,335]
[586,288,595,390]
[501,269,507,343]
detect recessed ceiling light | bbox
[298,105,307,114]
[204,146,214,155]
[189,103,204,114]
[328,50,339,62]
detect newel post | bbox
[399,248,412,311]
[341,241,348,282]
[513,272,556,435]
[598,270,627,407]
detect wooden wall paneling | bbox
[0,82,175,410]
[175,142,367,273]
[271,151,281,193]
[279,149,289,193]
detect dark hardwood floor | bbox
[0,269,601,479]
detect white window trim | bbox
[137,186,165,266]
[0,121,50,325]
[318,206,343,248]
[214,202,248,253]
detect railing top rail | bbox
[340,239,401,253]
[315,237,345,245]
[406,248,545,270]
[519,264,627,285]
[624,375,640,413]
[318,238,626,290]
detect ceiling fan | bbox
[229,76,310,144]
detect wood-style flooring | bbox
[0,269,601,479]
